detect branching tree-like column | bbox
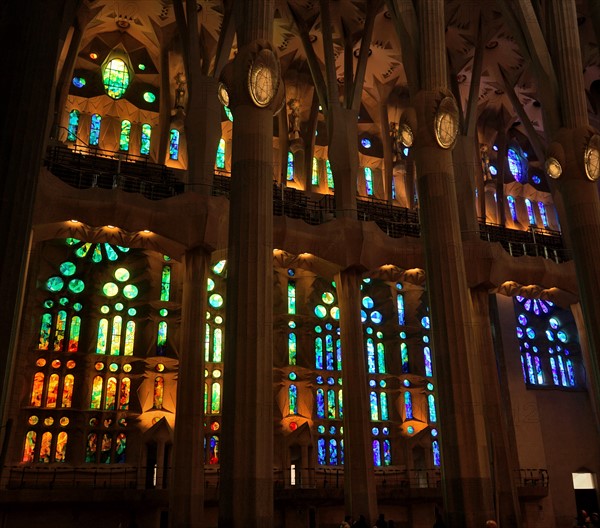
[409,1,496,526]
[218,1,281,526]
[335,270,378,527]
[169,248,211,528]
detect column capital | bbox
[547,125,600,183]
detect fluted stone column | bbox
[546,0,600,429]
[219,2,275,527]
[0,0,79,466]
[335,270,377,527]
[169,248,210,528]
[471,290,522,528]
[412,1,494,526]
[453,136,480,240]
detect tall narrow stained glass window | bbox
[161,266,171,301]
[287,152,294,181]
[326,160,334,189]
[216,138,225,169]
[120,120,131,151]
[525,198,536,225]
[364,167,373,196]
[538,202,549,227]
[507,196,518,222]
[170,129,180,160]
[140,123,152,155]
[90,114,101,146]
[67,110,80,142]
[312,157,319,185]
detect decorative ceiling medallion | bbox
[434,96,459,149]
[217,82,229,107]
[544,157,562,179]
[584,134,600,181]
[247,49,280,108]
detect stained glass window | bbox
[209,436,219,464]
[316,388,325,418]
[364,167,373,196]
[326,160,334,189]
[105,377,117,410]
[401,342,409,373]
[141,123,152,155]
[54,310,67,351]
[373,440,381,466]
[30,373,44,407]
[110,316,122,355]
[213,328,223,362]
[39,432,52,463]
[428,394,437,422]
[120,378,131,410]
[46,374,59,408]
[120,120,131,151]
[397,294,405,326]
[62,374,74,408]
[538,202,549,227]
[507,196,518,222]
[508,148,523,182]
[312,158,319,185]
[424,346,433,376]
[288,281,296,314]
[67,110,80,142]
[211,382,221,413]
[23,431,36,462]
[90,114,101,146]
[55,432,68,462]
[100,434,112,463]
[68,316,81,352]
[288,333,297,365]
[102,57,130,99]
[404,391,413,419]
[432,440,441,467]
[154,376,164,409]
[38,313,52,350]
[289,385,298,414]
[161,266,171,301]
[170,129,180,160]
[85,433,98,463]
[370,391,379,420]
[124,321,135,356]
[115,433,126,463]
[287,152,294,181]
[216,138,225,169]
[91,376,103,409]
[525,199,536,225]
[157,321,167,355]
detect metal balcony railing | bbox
[43,146,570,262]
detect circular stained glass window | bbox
[114,268,130,282]
[128,308,137,316]
[36,358,46,367]
[372,427,379,435]
[361,310,367,322]
[44,417,54,426]
[115,302,124,311]
[46,276,64,292]
[118,418,127,427]
[289,372,297,381]
[43,299,54,308]
[362,296,374,309]
[29,415,39,425]
[59,297,69,306]
[518,314,528,326]
[318,425,325,434]
[95,362,104,371]
[60,262,76,276]
[288,320,295,328]
[156,364,165,372]
[289,422,297,431]
[101,305,110,314]
[123,284,138,299]
[211,421,220,431]
[109,363,119,372]
[370,311,383,324]
[159,308,168,317]
[407,426,414,434]
[60,417,69,427]
[526,327,536,339]
[327,377,335,385]
[403,379,410,387]
[314,305,327,318]
[431,428,438,437]
[72,77,86,88]
[89,418,98,427]
[207,278,215,291]
[123,364,132,373]
[52,360,61,368]
[421,316,431,329]
[143,91,156,103]
[73,302,82,312]
[209,294,224,308]
[103,282,119,297]
[329,425,336,434]
[68,279,85,293]
[549,317,560,329]
[361,138,372,148]
[212,369,222,378]
[330,307,340,320]
[66,360,76,369]
[557,330,568,343]
[322,292,334,304]
[214,316,223,324]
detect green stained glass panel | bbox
[213,260,226,275]
[96,319,108,354]
[110,316,122,355]
[211,382,221,413]
[60,262,76,276]
[75,243,91,258]
[114,268,130,282]
[213,328,222,362]
[160,266,171,301]
[68,279,85,294]
[92,245,103,263]
[105,244,119,261]
[90,377,103,409]
[53,311,67,351]
[38,313,52,350]
[209,294,223,308]
[103,58,130,99]
[123,284,138,299]
[103,283,119,297]
[124,321,135,356]
[46,277,64,292]
[68,316,81,352]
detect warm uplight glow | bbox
[70,219,79,224]
[106,225,116,229]
[142,230,152,234]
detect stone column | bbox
[335,270,377,527]
[169,248,210,528]
[471,290,522,528]
[219,1,276,526]
[412,1,495,526]
[546,0,600,429]
[452,135,480,240]
[0,0,78,468]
